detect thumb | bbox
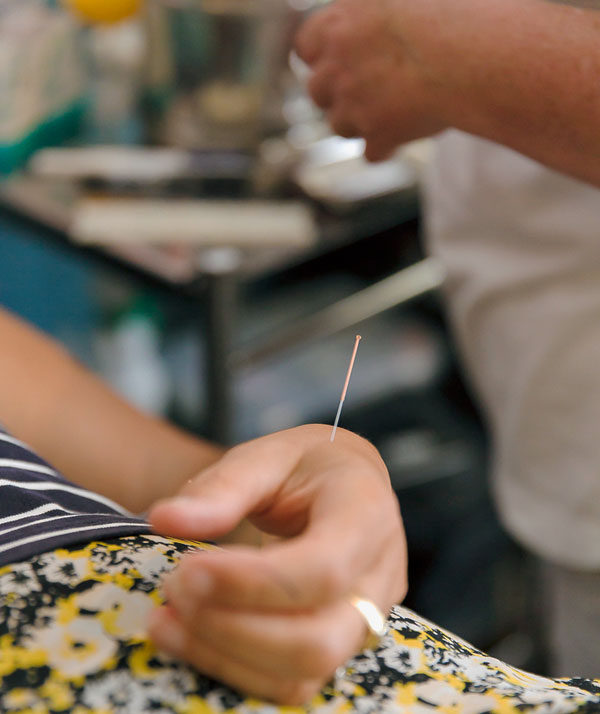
[148,439,303,540]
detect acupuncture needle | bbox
[330,335,361,442]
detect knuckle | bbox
[336,73,357,100]
[326,20,349,52]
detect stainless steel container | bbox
[143,0,314,151]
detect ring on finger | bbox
[348,595,388,652]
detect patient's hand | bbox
[147,424,407,705]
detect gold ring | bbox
[348,595,388,652]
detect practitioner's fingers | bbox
[326,106,362,138]
[305,60,339,109]
[294,4,337,65]
[363,136,398,162]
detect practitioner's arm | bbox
[295,0,600,185]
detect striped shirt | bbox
[0,426,150,567]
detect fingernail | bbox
[149,608,186,653]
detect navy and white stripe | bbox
[0,426,150,567]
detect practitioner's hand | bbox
[148,424,406,705]
[294,0,449,161]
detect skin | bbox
[294,0,600,185]
[0,307,222,512]
[9,1,596,696]
[149,425,405,704]
[291,0,600,689]
[0,306,406,704]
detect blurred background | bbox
[0,0,546,673]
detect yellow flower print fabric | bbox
[0,534,599,713]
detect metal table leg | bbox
[200,248,242,446]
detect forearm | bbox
[299,0,600,183]
[411,0,600,183]
[0,307,222,513]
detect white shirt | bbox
[423,130,600,569]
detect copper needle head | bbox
[330,335,361,442]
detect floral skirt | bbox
[1,534,599,713]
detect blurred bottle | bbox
[62,0,142,24]
[85,19,146,144]
[142,0,310,152]
[95,293,172,416]
[0,0,86,173]
[55,0,146,144]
